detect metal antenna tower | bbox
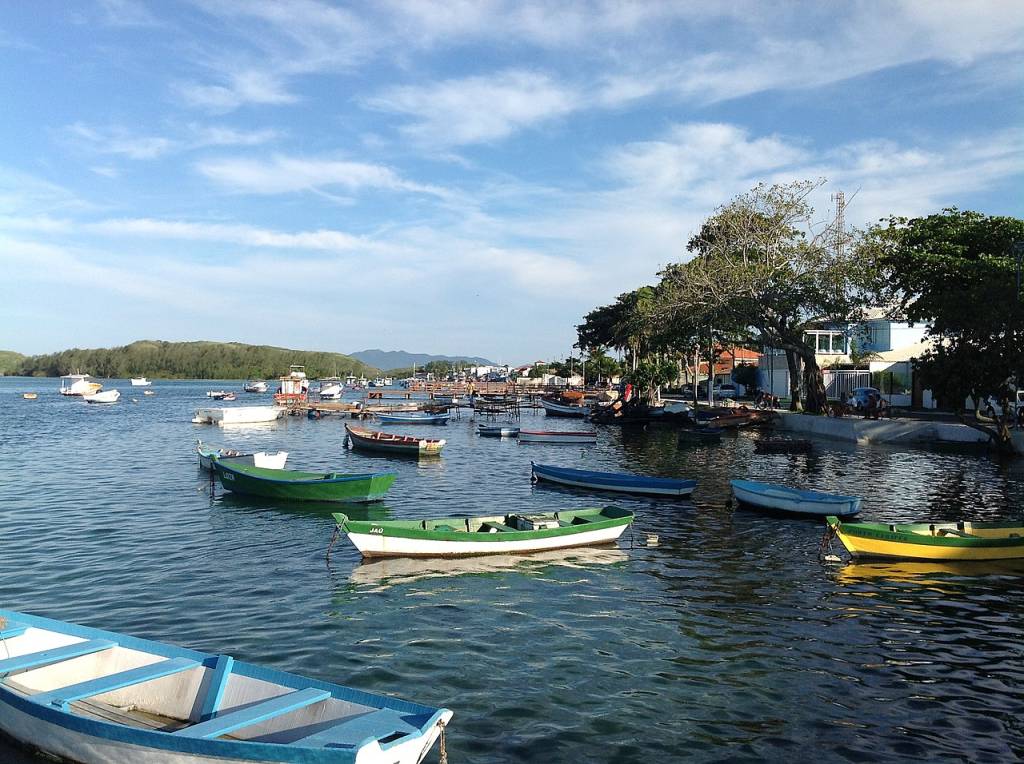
[831,191,846,257]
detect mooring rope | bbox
[325,526,339,565]
[438,719,448,764]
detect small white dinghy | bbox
[0,609,452,764]
[195,441,289,471]
[83,390,120,405]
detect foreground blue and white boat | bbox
[532,463,697,497]
[0,609,452,764]
[730,479,861,517]
[376,413,450,425]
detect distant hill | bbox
[16,340,379,380]
[0,350,25,375]
[351,349,495,372]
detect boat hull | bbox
[540,399,590,417]
[214,462,396,503]
[731,479,860,517]
[828,517,1024,561]
[478,425,519,437]
[532,463,696,497]
[336,507,634,558]
[519,431,597,444]
[345,426,445,456]
[376,414,450,425]
[192,407,282,425]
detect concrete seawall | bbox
[774,411,1024,456]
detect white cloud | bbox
[196,154,450,198]
[367,70,582,146]
[173,69,298,113]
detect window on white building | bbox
[803,331,847,355]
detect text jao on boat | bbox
[59,374,102,397]
[334,506,634,558]
[191,406,282,425]
[518,430,597,444]
[129,377,152,387]
[0,609,451,764]
[345,424,446,456]
[531,463,697,497]
[827,516,1024,561]
[376,412,450,425]
[83,390,120,405]
[730,479,861,517]
[195,441,288,471]
[212,459,397,503]
[477,423,520,438]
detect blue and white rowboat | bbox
[478,424,520,438]
[532,463,697,497]
[730,479,861,517]
[0,609,451,764]
[376,413,450,425]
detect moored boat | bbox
[274,365,309,405]
[532,463,696,497]
[196,441,288,471]
[345,424,446,456]
[0,608,451,764]
[83,389,120,404]
[377,412,450,425]
[334,506,635,558]
[731,479,860,517]
[242,380,268,393]
[213,459,396,503]
[318,382,344,400]
[519,430,597,444]
[827,516,1024,561]
[206,390,231,399]
[22,393,37,400]
[540,396,591,417]
[59,374,102,396]
[143,390,156,396]
[478,423,520,437]
[129,377,152,387]
[192,406,282,425]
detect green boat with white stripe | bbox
[333,506,634,558]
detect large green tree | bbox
[862,208,1024,420]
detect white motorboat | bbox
[319,382,344,400]
[59,374,102,396]
[192,406,283,425]
[83,390,120,404]
[242,380,268,393]
[129,377,151,387]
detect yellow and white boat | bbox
[827,516,1024,561]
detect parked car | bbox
[850,387,882,410]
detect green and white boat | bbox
[333,506,634,558]
[213,459,397,503]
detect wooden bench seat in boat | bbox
[175,687,331,739]
[297,707,419,749]
[481,522,516,533]
[0,639,117,677]
[33,657,200,711]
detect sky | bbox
[1,1,1022,364]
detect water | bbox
[2,378,1024,762]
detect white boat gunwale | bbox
[0,609,451,763]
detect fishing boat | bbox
[731,479,861,517]
[83,390,120,405]
[754,438,813,454]
[345,424,446,456]
[129,377,151,387]
[242,380,268,393]
[377,412,450,425]
[318,382,344,400]
[519,430,597,444]
[334,506,634,558]
[192,406,282,425]
[0,608,452,764]
[196,441,288,471]
[540,397,590,417]
[59,374,102,397]
[22,393,37,400]
[827,516,1024,561]
[274,365,309,405]
[213,459,396,503]
[532,463,697,497]
[478,423,520,437]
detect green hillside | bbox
[16,340,379,380]
[0,350,25,375]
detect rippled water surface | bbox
[2,378,1024,762]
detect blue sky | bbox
[1,1,1022,363]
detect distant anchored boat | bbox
[478,423,520,437]
[59,373,101,397]
[242,380,268,393]
[82,389,120,405]
[213,459,396,503]
[345,424,446,456]
[192,406,282,425]
[731,479,861,517]
[334,506,635,558]
[0,608,452,764]
[540,396,590,417]
[519,430,597,444]
[129,377,152,387]
[532,463,697,497]
[377,412,450,425]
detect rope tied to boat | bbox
[818,522,841,563]
[325,526,339,565]
[438,719,448,764]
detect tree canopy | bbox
[15,340,380,380]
